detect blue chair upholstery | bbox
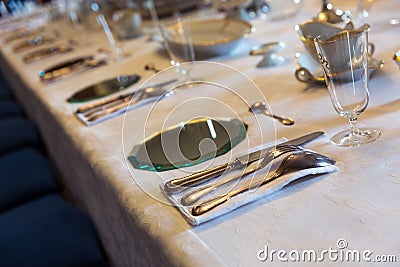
[0,75,14,99]
[0,148,58,212]
[0,194,108,267]
[0,117,41,155]
[0,99,24,118]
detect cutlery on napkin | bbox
[160,140,337,225]
[13,34,58,52]
[23,44,74,63]
[38,55,107,83]
[164,131,323,194]
[74,78,178,126]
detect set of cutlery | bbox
[23,44,74,63]
[3,26,45,43]
[39,55,108,83]
[161,131,337,221]
[74,78,178,125]
[13,33,59,52]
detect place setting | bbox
[59,0,302,127]
[1,0,400,266]
[67,0,256,126]
[117,0,388,226]
[118,61,338,225]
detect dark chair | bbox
[0,74,14,99]
[0,99,24,118]
[0,194,108,267]
[0,148,58,213]
[0,117,42,155]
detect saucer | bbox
[294,52,384,84]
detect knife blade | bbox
[67,74,140,103]
[164,131,324,194]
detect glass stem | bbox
[348,116,359,137]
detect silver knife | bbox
[164,131,324,194]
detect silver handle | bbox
[191,167,281,216]
[181,155,271,205]
[164,161,241,194]
[191,194,231,216]
[86,99,131,122]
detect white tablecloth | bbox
[1,1,399,266]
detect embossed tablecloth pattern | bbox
[0,1,399,266]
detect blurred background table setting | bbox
[0,0,399,266]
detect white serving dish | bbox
[165,18,254,59]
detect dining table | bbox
[0,0,399,266]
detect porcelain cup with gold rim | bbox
[295,19,354,60]
[314,24,373,74]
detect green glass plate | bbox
[128,117,248,172]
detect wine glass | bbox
[90,1,124,61]
[314,24,381,147]
[144,0,197,79]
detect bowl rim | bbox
[165,18,254,47]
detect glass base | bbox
[331,128,381,147]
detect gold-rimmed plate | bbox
[166,18,254,59]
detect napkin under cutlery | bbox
[160,140,337,225]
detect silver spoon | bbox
[249,102,294,126]
[192,151,335,216]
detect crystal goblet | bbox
[145,0,196,79]
[314,24,381,147]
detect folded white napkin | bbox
[76,105,131,126]
[160,140,338,226]
[75,96,156,126]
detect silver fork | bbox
[191,151,335,216]
[181,146,307,205]
[166,144,304,194]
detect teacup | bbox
[295,19,354,60]
[314,24,373,73]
